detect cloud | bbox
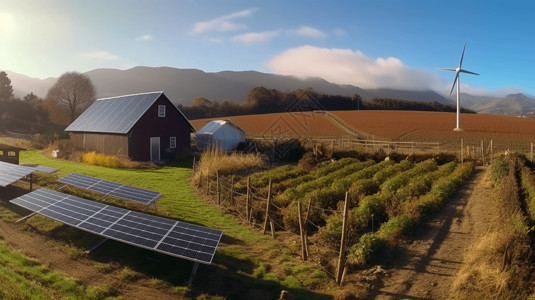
[233,31,279,45]
[83,51,119,60]
[290,26,326,39]
[135,34,153,41]
[192,8,255,34]
[268,45,446,91]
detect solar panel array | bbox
[65,92,163,134]
[10,188,223,264]
[0,161,36,187]
[57,173,162,205]
[22,164,58,174]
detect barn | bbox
[65,91,194,162]
[196,120,246,152]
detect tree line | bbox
[178,86,475,120]
[0,71,96,134]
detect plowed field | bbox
[192,110,535,150]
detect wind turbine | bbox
[440,43,479,131]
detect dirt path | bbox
[370,166,499,299]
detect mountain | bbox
[6,71,56,99]
[7,66,535,116]
[469,93,535,116]
[6,67,451,105]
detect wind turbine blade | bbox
[450,73,459,96]
[459,43,467,68]
[439,68,457,72]
[460,69,479,76]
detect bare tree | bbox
[46,72,96,122]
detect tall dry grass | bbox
[192,148,264,184]
[451,155,533,299]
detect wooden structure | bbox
[0,144,24,164]
[65,92,195,162]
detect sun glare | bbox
[0,12,16,37]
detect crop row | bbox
[348,161,475,264]
[317,159,456,246]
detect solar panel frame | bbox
[0,161,36,187]
[10,188,223,264]
[57,173,162,205]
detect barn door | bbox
[150,137,160,162]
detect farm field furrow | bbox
[190,112,348,137]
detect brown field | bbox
[193,110,535,151]
[190,112,348,137]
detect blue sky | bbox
[1,0,534,96]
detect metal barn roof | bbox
[65,91,193,134]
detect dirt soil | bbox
[368,166,498,299]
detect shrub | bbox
[82,152,120,168]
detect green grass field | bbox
[0,150,332,299]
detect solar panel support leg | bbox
[16,212,36,223]
[187,262,200,287]
[86,238,108,254]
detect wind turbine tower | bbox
[440,43,479,131]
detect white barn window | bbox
[170,137,176,148]
[158,105,166,117]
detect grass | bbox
[14,150,333,299]
[192,149,265,184]
[21,150,262,244]
[0,237,114,300]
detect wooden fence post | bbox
[304,199,312,257]
[336,192,350,284]
[531,142,534,162]
[460,138,464,163]
[246,176,251,224]
[490,139,493,164]
[216,171,221,205]
[230,175,234,206]
[298,201,307,261]
[481,140,485,165]
[262,179,272,235]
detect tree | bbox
[23,92,40,102]
[0,71,14,102]
[46,72,96,122]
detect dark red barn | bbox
[65,91,194,161]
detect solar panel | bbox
[58,173,162,205]
[22,164,58,174]
[0,161,36,187]
[10,188,223,264]
[65,92,162,134]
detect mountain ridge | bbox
[6,67,535,116]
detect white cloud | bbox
[83,51,119,60]
[233,31,279,45]
[289,26,326,39]
[192,8,256,34]
[135,34,153,41]
[268,45,446,91]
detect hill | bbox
[7,67,450,105]
[6,67,535,116]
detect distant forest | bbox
[178,86,475,120]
